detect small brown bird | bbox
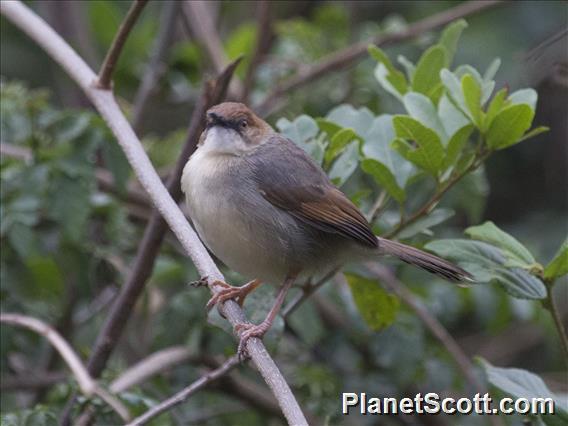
[182,102,471,357]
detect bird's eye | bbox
[240,120,248,128]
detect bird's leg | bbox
[234,274,297,360]
[206,279,262,311]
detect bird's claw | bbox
[234,321,271,361]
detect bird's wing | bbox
[252,135,378,248]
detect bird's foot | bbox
[205,279,262,312]
[234,320,272,361]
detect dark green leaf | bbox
[486,104,535,150]
[398,208,454,239]
[425,239,546,299]
[480,359,568,422]
[345,273,400,331]
[369,45,408,98]
[26,256,64,298]
[392,116,445,176]
[444,124,473,169]
[438,19,467,67]
[484,87,509,131]
[461,74,482,126]
[361,159,405,203]
[412,45,447,98]
[544,238,568,280]
[324,128,362,167]
[465,221,535,266]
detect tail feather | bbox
[377,237,473,283]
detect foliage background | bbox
[1,1,566,425]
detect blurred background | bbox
[1,1,567,425]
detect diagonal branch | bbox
[97,0,149,89]
[255,0,504,116]
[126,356,240,426]
[0,313,130,422]
[0,3,307,425]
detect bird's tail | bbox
[377,237,473,283]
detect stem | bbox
[545,284,568,358]
[96,0,149,89]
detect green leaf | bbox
[329,141,359,187]
[316,118,342,139]
[361,159,405,203]
[392,116,445,176]
[276,115,318,144]
[398,208,454,239]
[345,273,400,331]
[412,45,447,98]
[397,55,416,80]
[47,175,92,241]
[517,126,549,143]
[425,239,546,299]
[403,92,448,142]
[440,69,469,117]
[324,128,362,167]
[26,256,64,299]
[461,74,483,126]
[486,104,535,150]
[326,104,374,137]
[480,359,568,422]
[544,238,568,280]
[369,45,408,98]
[224,22,257,78]
[444,124,474,169]
[483,58,501,82]
[465,221,535,266]
[484,87,509,131]
[509,88,538,110]
[362,115,414,191]
[438,94,470,136]
[438,19,467,67]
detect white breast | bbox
[181,146,289,283]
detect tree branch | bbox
[364,264,487,394]
[96,0,149,89]
[110,346,195,393]
[0,3,307,424]
[131,1,179,133]
[242,0,273,103]
[126,356,240,426]
[0,313,130,422]
[255,0,504,116]
[182,1,244,98]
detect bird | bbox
[181,102,472,357]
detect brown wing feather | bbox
[254,136,378,248]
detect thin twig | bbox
[282,267,341,318]
[110,346,195,393]
[96,0,149,89]
[0,313,130,422]
[126,356,240,426]
[255,0,504,116]
[131,1,179,133]
[367,190,389,224]
[364,264,486,394]
[544,284,568,358]
[0,3,308,425]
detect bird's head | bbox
[200,102,273,155]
